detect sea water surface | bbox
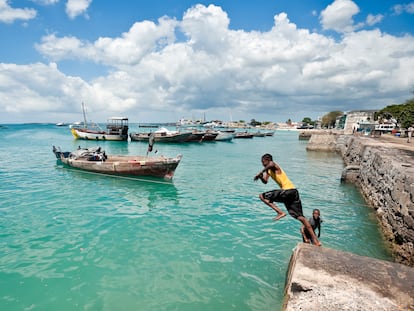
[0,124,391,311]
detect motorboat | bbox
[70,102,129,141]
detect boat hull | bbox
[215,131,235,141]
[185,131,218,142]
[234,132,254,139]
[130,132,192,143]
[71,128,128,141]
[58,154,182,180]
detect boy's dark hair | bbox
[261,153,273,161]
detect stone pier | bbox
[282,133,414,309]
[307,133,414,266]
[283,243,414,311]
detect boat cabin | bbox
[106,117,129,135]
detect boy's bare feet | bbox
[273,213,286,221]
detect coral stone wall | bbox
[308,134,414,266]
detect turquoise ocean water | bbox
[0,124,391,311]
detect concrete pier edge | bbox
[283,243,414,311]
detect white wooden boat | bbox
[70,103,129,141]
[53,146,182,180]
[215,130,235,141]
[71,117,129,141]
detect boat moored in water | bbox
[184,129,218,142]
[130,127,192,143]
[234,131,254,139]
[71,116,129,141]
[53,146,182,180]
[215,130,235,141]
[70,102,129,141]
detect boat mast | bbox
[81,102,88,128]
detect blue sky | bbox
[1,0,414,124]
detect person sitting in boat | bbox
[88,151,103,161]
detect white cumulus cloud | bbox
[393,2,414,15]
[66,0,92,19]
[36,16,178,66]
[320,0,361,33]
[0,0,36,23]
[2,3,414,123]
[366,14,384,27]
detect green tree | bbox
[250,119,262,126]
[321,111,343,128]
[301,117,315,126]
[376,98,414,128]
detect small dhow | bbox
[53,146,182,180]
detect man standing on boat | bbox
[254,153,321,246]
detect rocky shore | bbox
[307,131,414,266]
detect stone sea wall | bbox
[307,133,414,267]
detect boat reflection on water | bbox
[54,164,180,215]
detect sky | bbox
[0,0,414,124]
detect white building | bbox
[342,110,377,134]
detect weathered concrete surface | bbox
[283,243,414,311]
[306,131,341,151]
[306,132,414,267]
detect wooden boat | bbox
[53,146,182,180]
[234,131,254,139]
[201,131,218,141]
[185,131,205,142]
[71,117,129,141]
[56,122,69,126]
[215,130,235,141]
[70,103,129,141]
[130,127,192,143]
[252,131,266,137]
[185,130,218,142]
